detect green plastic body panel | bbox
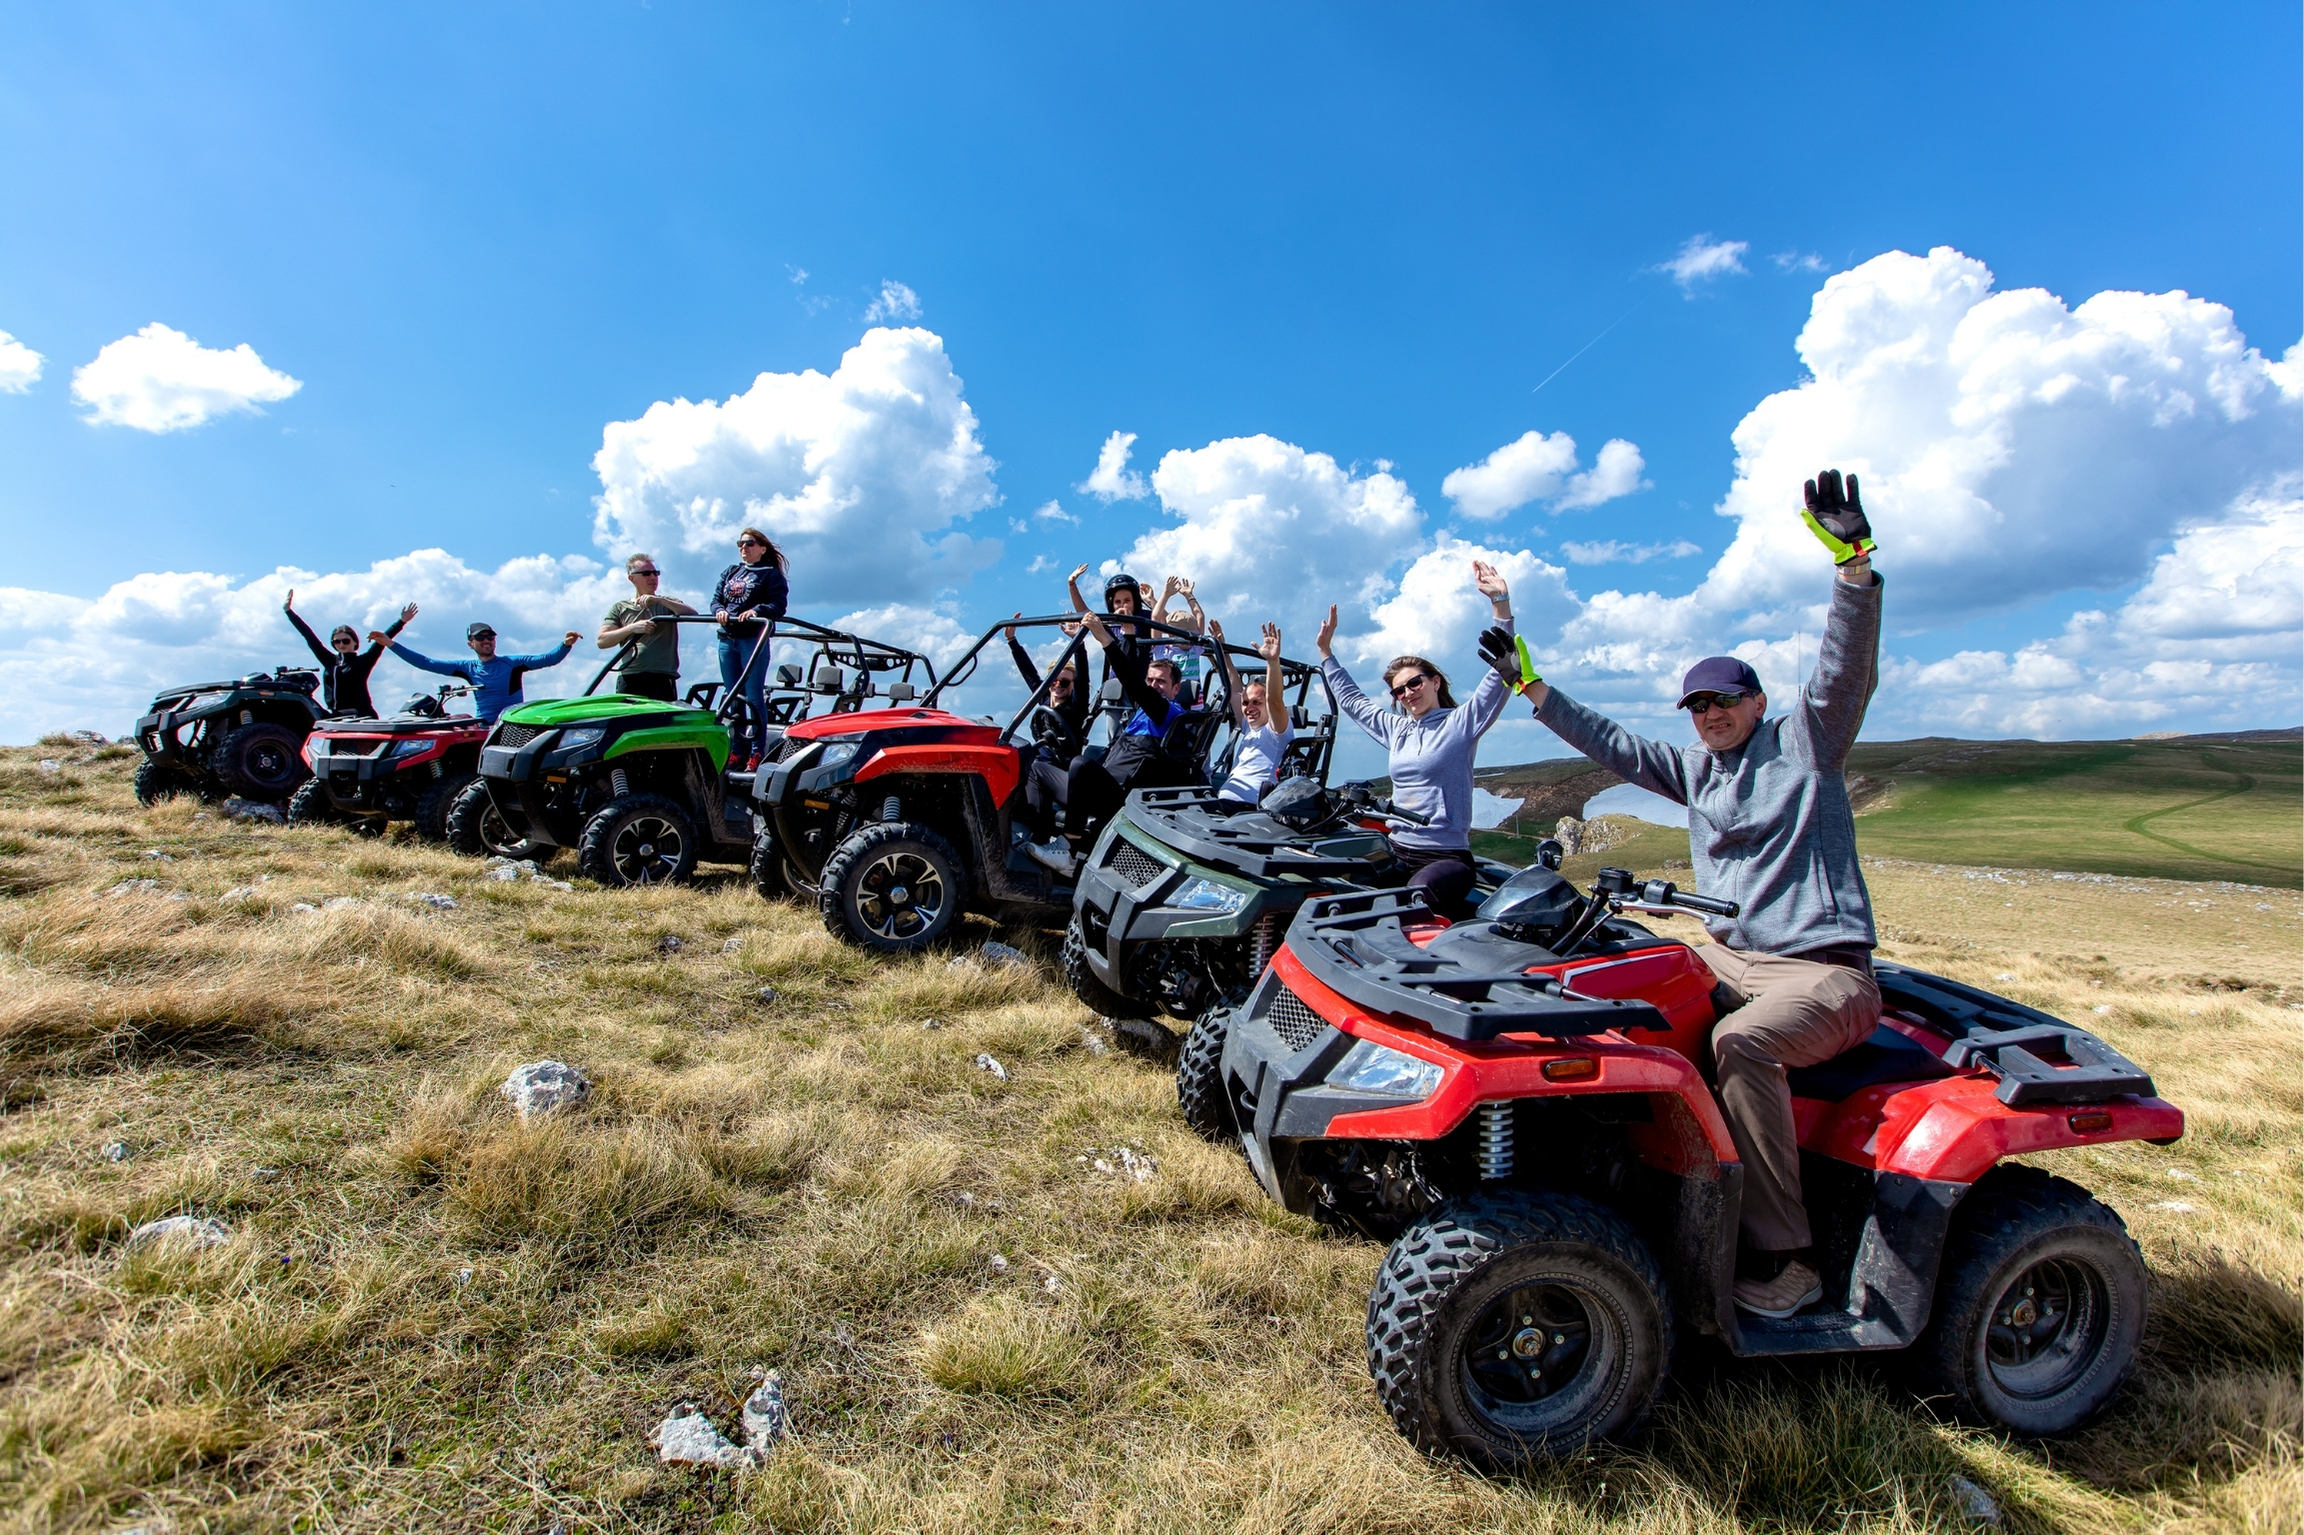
[604,725,731,773]
[498,695,707,728]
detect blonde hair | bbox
[625,552,657,574]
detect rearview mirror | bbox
[1537,838,1565,871]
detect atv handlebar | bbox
[1612,872,1738,918]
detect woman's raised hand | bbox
[1070,563,1090,583]
[1472,559,1509,600]
[283,589,295,611]
[1314,604,1339,658]
[1004,611,1022,643]
[1258,622,1282,661]
[400,602,419,623]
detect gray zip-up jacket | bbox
[1323,653,1513,852]
[1534,575,1883,955]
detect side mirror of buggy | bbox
[775,663,803,688]
[1537,838,1565,871]
[1477,865,1584,945]
[885,682,916,702]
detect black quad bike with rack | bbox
[1064,775,1520,1025]
[131,666,327,806]
[750,614,1338,954]
[474,616,933,886]
[1188,865,2181,1467]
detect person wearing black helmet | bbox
[1067,562,1152,682]
[1494,468,1883,1323]
[283,590,418,717]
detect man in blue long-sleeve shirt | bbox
[372,620,581,723]
[1501,469,1883,1322]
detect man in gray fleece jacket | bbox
[1500,469,1882,1320]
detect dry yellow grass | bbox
[0,742,2293,1533]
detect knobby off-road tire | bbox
[1176,1006,1235,1140]
[1911,1165,2146,1436]
[133,756,181,807]
[748,831,792,900]
[1368,1188,1672,1468]
[287,777,386,837]
[210,722,310,801]
[1061,915,1135,1020]
[444,778,538,861]
[819,821,966,953]
[577,793,700,888]
[412,772,474,842]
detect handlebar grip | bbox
[1382,800,1432,826]
[1674,891,1739,917]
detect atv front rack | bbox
[1286,887,1668,1042]
[1876,965,2156,1106]
[1126,786,1392,881]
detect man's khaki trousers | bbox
[1696,946,1881,1251]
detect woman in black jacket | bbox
[284,591,418,717]
[711,529,791,769]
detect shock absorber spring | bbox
[1250,913,1279,976]
[1477,1100,1515,1181]
[610,767,630,799]
[882,795,902,823]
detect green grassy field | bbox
[1468,732,2302,890]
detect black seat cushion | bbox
[1786,1025,1955,1100]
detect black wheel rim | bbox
[247,742,297,790]
[1458,1277,1616,1440]
[610,814,685,884]
[1984,1256,2109,1400]
[853,849,946,941]
[479,804,522,858]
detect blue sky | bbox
[1,2,2298,761]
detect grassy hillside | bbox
[0,744,2295,1532]
[1466,731,2302,889]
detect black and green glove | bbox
[1801,468,1877,564]
[1478,625,1540,689]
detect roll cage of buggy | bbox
[473,615,936,886]
[749,613,1340,951]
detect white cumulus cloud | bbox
[1079,430,1149,502]
[71,322,302,432]
[863,280,922,322]
[1441,430,1648,518]
[0,329,43,393]
[1559,539,1703,565]
[1661,235,1749,292]
[589,325,1000,608]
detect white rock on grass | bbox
[289,902,318,914]
[483,866,523,883]
[101,1141,130,1163]
[220,886,263,904]
[36,760,59,773]
[407,892,457,910]
[126,1215,230,1252]
[649,1407,758,1470]
[741,1372,793,1450]
[500,1061,591,1119]
[721,937,742,954]
[1949,1476,2002,1526]
[321,896,362,910]
[140,849,174,862]
[107,879,163,897]
[974,1053,1008,1082]
[222,799,286,824]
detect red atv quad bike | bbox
[751,613,1336,953]
[1183,862,2181,1467]
[289,685,533,856]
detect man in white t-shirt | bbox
[1210,619,1292,805]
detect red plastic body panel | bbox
[854,742,1021,808]
[300,721,488,771]
[785,708,996,743]
[1798,1075,2184,1182]
[1544,946,1717,1062]
[1277,946,1741,1168]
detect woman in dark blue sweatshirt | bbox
[284,590,417,717]
[711,528,790,769]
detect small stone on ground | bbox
[500,1060,591,1118]
[650,1407,758,1469]
[974,1053,1008,1081]
[126,1215,231,1252]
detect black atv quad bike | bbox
[131,665,326,806]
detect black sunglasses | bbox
[1388,674,1434,699]
[632,568,661,577]
[1684,691,1752,714]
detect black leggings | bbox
[1022,758,1068,840]
[1398,846,1478,919]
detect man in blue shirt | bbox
[371,620,581,723]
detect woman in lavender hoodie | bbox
[1315,559,1517,916]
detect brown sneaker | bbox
[1733,1259,1823,1318]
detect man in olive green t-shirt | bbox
[597,553,697,701]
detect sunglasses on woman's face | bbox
[738,539,764,549]
[1389,674,1434,699]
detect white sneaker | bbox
[1733,1259,1823,1318]
[1024,840,1077,877]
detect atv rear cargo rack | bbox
[1876,964,2155,1106]
[1286,887,1667,1042]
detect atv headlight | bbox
[385,738,434,759]
[813,740,860,773]
[555,727,605,752]
[1166,876,1247,914]
[305,737,331,758]
[1327,1037,1444,1100]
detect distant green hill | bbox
[1460,728,2302,889]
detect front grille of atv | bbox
[1108,841,1167,890]
[495,724,540,749]
[772,733,811,764]
[1265,985,1328,1054]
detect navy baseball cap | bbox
[1677,656,1761,707]
[466,622,497,640]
